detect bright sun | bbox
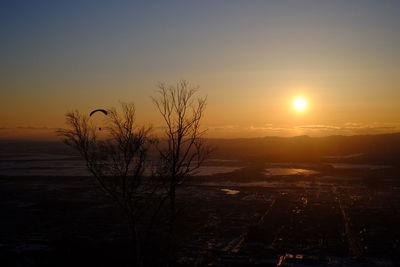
[293,97,308,112]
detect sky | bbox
[1,0,400,139]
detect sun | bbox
[293,97,308,112]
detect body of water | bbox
[328,163,392,170]
[0,151,243,177]
[264,168,319,176]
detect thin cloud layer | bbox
[205,123,400,138]
[1,123,399,140]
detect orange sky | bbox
[1,1,400,139]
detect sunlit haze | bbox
[1,0,400,139]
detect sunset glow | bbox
[2,2,400,266]
[1,1,400,139]
[293,97,308,112]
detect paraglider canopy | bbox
[89,109,108,131]
[89,109,108,117]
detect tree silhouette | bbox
[58,103,152,265]
[152,80,212,233]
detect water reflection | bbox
[194,166,242,176]
[264,168,319,176]
[221,188,240,195]
[328,163,392,170]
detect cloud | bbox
[247,125,287,132]
[296,125,340,130]
[342,122,397,131]
[15,126,58,130]
[1,123,399,139]
[0,126,59,132]
[205,122,400,138]
[296,123,399,135]
[208,125,240,131]
[0,126,60,140]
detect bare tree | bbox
[57,103,151,265]
[152,80,212,231]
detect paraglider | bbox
[89,109,108,117]
[89,109,108,130]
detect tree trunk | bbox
[169,186,176,234]
[128,218,141,266]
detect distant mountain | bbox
[1,133,400,165]
[208,133,400,164]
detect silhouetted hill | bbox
[2,133,400,165]
[208,133,400,164]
